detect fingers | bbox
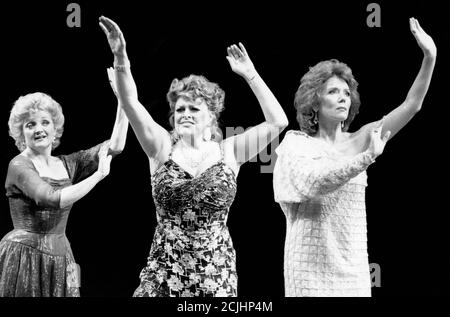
[409,17,417,34]
[99,16,112,33]
[107,67,114,81]
[225,55,233,65]
[99,141,111,158]
[227,46,237,59]
[99,21,109,36]
[105,17,122,34]
[99,16,123,35]
[238,42,248,56]
[382,130,391,143]
[227,44,244,60]
[410,17,425,37]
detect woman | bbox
[273,18,436,297]
[99,16,288,297]
[0,88,129,296]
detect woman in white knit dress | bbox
[273,18,436,297]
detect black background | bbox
[0,0,449,302]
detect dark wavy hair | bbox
[8,92,65,151]
[166,74,225,142]
[294,59,361,135]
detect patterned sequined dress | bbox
[273,131,376,297]
[133,142,238,297]
[0,142,109,297]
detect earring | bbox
[341,121,345,130]
[313,111,318,125]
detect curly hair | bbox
[8,92,65,151]
[166,74,225,142]
[294,59,361,135]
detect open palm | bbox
[410,17,436,57]
[99,16,126,56]
[226,43,256,81]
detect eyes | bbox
[175,106,200,113]
[25,119,52,129]
[328,88,351,97]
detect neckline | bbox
[169,159,225,179]
[18,154,71,181]
[300,132,352,157]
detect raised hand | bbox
[226,43,257,81]
[367,118,391,159]
[96,142,113,179]
[410,17,437,58]
[99,16,127,57]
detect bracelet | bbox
[114,63,130,72]
[246,73,257,82]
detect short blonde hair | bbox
[8,92,65,151]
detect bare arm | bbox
[224,43,289,164]
[99,16,170,159]
[364,18,436,139]
[106,68,129,154]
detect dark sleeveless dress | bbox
[133,142,238,297]
[0,141,109,297]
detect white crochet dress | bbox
[273,130,375,297]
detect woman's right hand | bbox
[95,142,113,180]
[367,118,391,159]
[99,16,127,57]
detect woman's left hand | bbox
[106,67,118,96]
[96,142,113,180]
[226,43,257,81]
[410,17,437,58]
[367,118,391,159]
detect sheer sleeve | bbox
[62,140,115,184]
[6,157,61,208]
[273,131,375,203]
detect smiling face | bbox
[174,96,213,140]
[22,110,56,152]
[317,76,351,124]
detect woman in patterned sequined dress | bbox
[99,16,288,297]
[0,89,129,297]
[273,18,436,297]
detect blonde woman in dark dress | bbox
[0,87,128,296]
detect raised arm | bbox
[366,18,436,139]
[106,68,129,154]
[99,16,170,159]
[224,43,288,165]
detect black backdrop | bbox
[1,0,449,302]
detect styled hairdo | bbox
[8,92,65,151]
[166,74,225,142]
[294,59,361,135]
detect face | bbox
[174,97,212,139]
[22,110,56,152]
[317,76,351,123]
